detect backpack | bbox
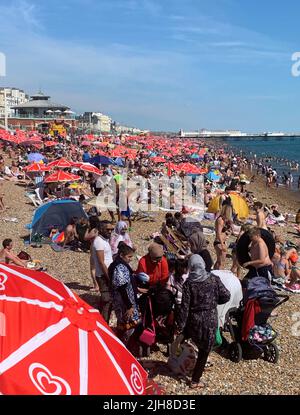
[17,251,32,261]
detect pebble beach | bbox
[1,162,299,395]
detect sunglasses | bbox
[152,256,163,261]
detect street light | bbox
[4,88,8,131]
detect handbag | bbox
[139,297,156,346]
[167,334,197,376]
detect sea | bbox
[225,136,300,192]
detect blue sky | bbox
[0,0,299,131]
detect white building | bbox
[78,111,112,133]
[0,87,29,117]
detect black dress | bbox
[177,275,230,352]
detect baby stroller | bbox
[223,287,289,363]
[137,284,178,358]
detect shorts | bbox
[121,208,132,218]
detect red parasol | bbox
[47,158,73,169]
[44,171,81,183]
[44,141,57,147]
[24,163,51,173]
[0,263,148,395]
[79,163,102,175]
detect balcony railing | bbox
[5,113,76,120]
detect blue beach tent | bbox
[26,199,87,241]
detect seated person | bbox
[272,246,289,282]
[286,253,300,288]
[0,239,28,267]
[136,242,169,288]
[63,217,78,247]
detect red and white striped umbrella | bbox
[0,263,148,395]
[79,163,102,175]
[44,171,81,183]
[24,163,51,173]
[44,141,57,147]
[47,158,73,169]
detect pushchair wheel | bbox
[146,345,151,357]
[138,344,151,357]
[263,343,279,364]
[138,345,144,358]
[229,342,243,363]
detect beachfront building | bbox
[0,90,76,133]
[0,87,29,118]
[77,112,112,133]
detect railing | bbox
[5,113,76,120]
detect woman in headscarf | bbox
[189,230,213,272]
[108,242,141,345]
[176,254,230,390]
[110,221,133,257]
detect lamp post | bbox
[4,88,8,131]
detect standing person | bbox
[242,227,273,280]
[110,221,134,257]
[176,255,230,390]
[136,242,169,287]
[0,181,5,211]
[91,221,114,323]
[253,201,267,230]
[214,204,232,270]
[231,224,251,279]
[189,229,213,272]
[109,242,141,345]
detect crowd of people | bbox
[0,130,300,390]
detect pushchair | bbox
[222,291,289,363]
[137,284,178,358]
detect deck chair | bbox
[158,234,187,258]
[166,226,189,253]
[25,192,41,207]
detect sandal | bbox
[189,381,206,390]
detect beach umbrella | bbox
[54,109,62,113]
[44,171,81,183]
[152,157,166,163]
[207,193,249,219]
[46,110,53,114]
[79,163,102,175]
[28,153,45,163]
[44,141,57,147]
[24,163,51,173]
[0,263,148,395]
[47,158,73,169]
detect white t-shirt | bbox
[92,236,113,277]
